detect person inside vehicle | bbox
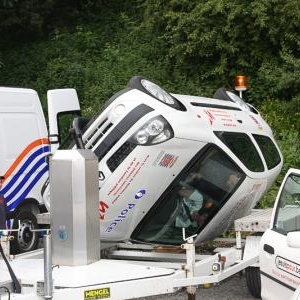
[226,173,242,191]
[175,182,205,228]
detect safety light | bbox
[234,76,247,98]
[235,76,247,91]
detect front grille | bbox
[107,142,137,172]
[84,118,113,150]
[91,104,153,162]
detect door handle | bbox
[263,244,274,255]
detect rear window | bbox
[253,134,281,170]
[215,131,264,172]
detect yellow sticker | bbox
[84,287,110,300]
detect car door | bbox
[260,169,300,300]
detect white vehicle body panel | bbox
[0,88,49,213]
[260,169,300,300]
[0,87,80,253]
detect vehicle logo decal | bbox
[105,189,146,233]
[99,201,109,220]
[276,256,300,278]
[57,225,68,241]
[159,153,178,168]
[99,171,105,181]
[135,189,146,199]
[84,287,110,299]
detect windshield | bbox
[132,146,244,244]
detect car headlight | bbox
[127,76,186,111]
[225,90,250,112]
[141,79,175,105]
[129,116,174,145]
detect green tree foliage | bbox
[138,0,300,103]
[0,0,112,41]
[1,0,300,208]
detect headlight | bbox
[141,79,175,105]
[213,87,251,112]
[225,90,250,112]
[127,76,186,111]
[129,116,174,145]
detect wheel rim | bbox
[17,218,36,251]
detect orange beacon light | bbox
[234,75,247,98]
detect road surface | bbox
[134,272,256,300]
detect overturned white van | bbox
[44,76,283,247]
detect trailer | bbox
[0,207,271,300]
[0,149,273,300]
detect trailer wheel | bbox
[10,210,39,254]
[245,267,261,299]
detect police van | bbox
[43,76,283,248]
[0,87,79,253]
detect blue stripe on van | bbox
[7,165,49,211]
[1,145,50,195]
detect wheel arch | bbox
[7,198,44,220]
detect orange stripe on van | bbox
[3,138,49,182]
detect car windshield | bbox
[132,146,244,245]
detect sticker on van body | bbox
[84,287,110,299]
[276,256,300,278]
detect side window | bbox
[274,174,300,234]
[57,112,81,149]
[253,134,281,170]
[215,131,264,172]
[132,146,245,245]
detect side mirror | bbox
[287,231,300,248]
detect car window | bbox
[253,134,281,170]
[274,174,300,234]
[215,131,264,172]
[132,146,244,245]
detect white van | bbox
[260,168,300,299]
[0,87,80,253]
[44,76,283,248]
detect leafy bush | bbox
[257,98,300,207]
[1,0,300,210]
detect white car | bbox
[261,168,300,299]
[46,76,283,247]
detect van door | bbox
[47,89,80,152]
[260,169,300,300]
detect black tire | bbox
[10,210,39,254]
[245,267,261,299]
